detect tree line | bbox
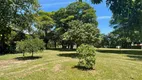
[0,0,142,54]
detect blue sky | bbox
[39,0,113,34]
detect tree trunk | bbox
[0,33,6,54]
[68,44,70,49]
[45,42,48,49]
[70,44,73,50]
[77,44,80,48]
[62,45,66,49]
[23,52,25,57]
[45,28,48,49]
[140,26,142,49]
[54,41,56,49]
[62,41,67,49]
[70,41,74,50]
[31,51,34,57]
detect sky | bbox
[39,0,113,34]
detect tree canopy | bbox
[80,0,142,42]
[54,2,99,48]
[35,10,55,49]
[54,2,98,33]
[1,0,142,54]
[16,38,45,57]
[108,0,142,48]
[63,20,100,46]
[0,0,39,54]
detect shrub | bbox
[16,38,45,57]
[77,44,96,69]
[16,41,26,56]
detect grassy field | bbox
[0,48,142,80]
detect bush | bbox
[16,38,45,57]
[77,44,96,69]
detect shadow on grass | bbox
[58,53,79,58]
[14,56,42,61]
[97,49,142,61]
[0,54,5,56]
[0,52,18,56]
[48,48,76,52]
[127,55,142,61]
[72,65,95,71]
[97,50,142,55]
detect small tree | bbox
[16,41,26,56]
[77,44,96,69]
[16,38,45,57]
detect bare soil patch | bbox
[52,64,62,72]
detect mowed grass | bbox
[0,48,142,80]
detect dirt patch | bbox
[88,69,96,74]
[21,67,48,78]
[52,64,62,72]
[0,60,28,69]
[0,59,69,77]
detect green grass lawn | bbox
[0,48,142,80]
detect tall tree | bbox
[54,2,98,49]
[78,0,142,49]
[80,0,142,42]
[54,2,98,32]
[0,0,39,54]
[63,20,100,47]
[109,0,142,42]
[35,11,55,49]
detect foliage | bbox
[79,0,142,43]
[95,34,106,48]
[77,44,96,69]
[16,41,26,56]
[35,10,55,49]
[110,16,141,45]
[84,0,142,48]
[63,20,100,46]
[35,10,55,30]
[16,38,45,57]
[106,0,142,48]
[78,0,102,4]
[108,0,142,43]
[47,31,61,48]
[0,0,39,54]
[54,2,98,33]
[105,28,141,48]
[54,2,99,48]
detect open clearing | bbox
[0,49,142,80]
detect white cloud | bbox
[97,16,111,20]
[41,1,74,7]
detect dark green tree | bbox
[63,20,100,47]
[54,2,98,31]
[35,11,55,49]
[54,2,98,49]
[79,0,142,44]
[0,0,39,54]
